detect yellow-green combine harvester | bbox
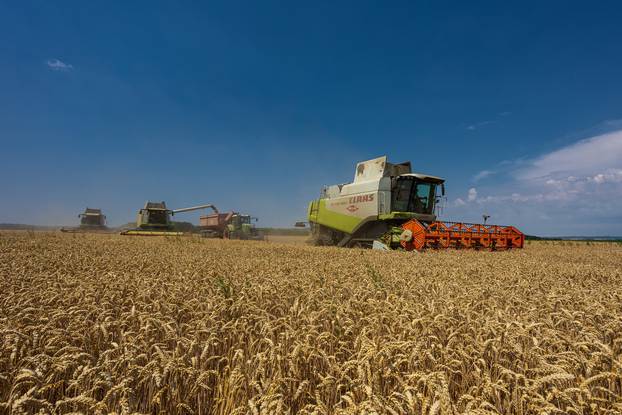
[305,156,524,251]
[61,207,111,233]
[121,201,217,236]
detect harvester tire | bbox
[309,224,336,246]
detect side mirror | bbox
[441,184,445,196]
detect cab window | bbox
[392,178,435,214]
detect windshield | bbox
[392,178,436,214]
[149,210,169,225]
[232,215,251,225]
[81,215,102,226]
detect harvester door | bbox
[378,192,387,214]
[414,182,434,214]
[392,178,414,212]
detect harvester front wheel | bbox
[309,223,339,246]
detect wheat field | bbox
[1,232,621,414]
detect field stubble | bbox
[1,232,621,414]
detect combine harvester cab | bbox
[307,156,524,251]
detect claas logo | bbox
[348,194,375,204]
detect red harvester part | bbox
[400,219,524,251]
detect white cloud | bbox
[516,130,622,181]
[466,120,493,131]
[445,129,622,235]
[588,169,622,184]
[467,188,477,202]
[46,58,73,71]
[472,170,494,182]
[466,112,511,131]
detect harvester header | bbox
[307,156,523,251]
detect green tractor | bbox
[200,211,264,240]
[226,214,263,240]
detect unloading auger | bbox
[304,156,524,251]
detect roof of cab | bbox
[399,173,445,183]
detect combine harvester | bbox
[121,201,217,236]
[305,156,524,251]
[61,208,110,233]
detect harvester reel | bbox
[400,219,428,251]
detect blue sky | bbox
[1,1,621,236]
